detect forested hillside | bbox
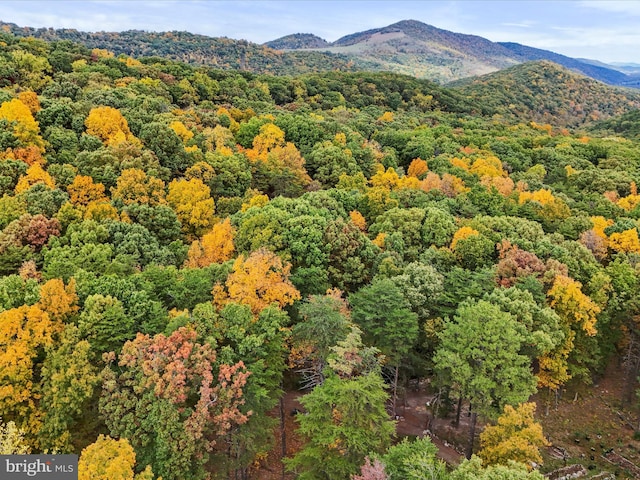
[451,61,640,127]
[1,32,640,480]
[0,21,355,75]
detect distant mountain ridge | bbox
[266,19,640,87]
[1,18,638,87]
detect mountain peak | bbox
[264,33,329,50]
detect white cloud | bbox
[579,1,640,16]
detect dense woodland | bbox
[1,31,640,480]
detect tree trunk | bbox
[392,364,399,417]
[280,395,286,480]
[455,396,463,427]
[466,411,478,459]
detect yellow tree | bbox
[185,218,236,268]
[0,98,44,149]
[213,247,301,315]
[14,163,55,194]
[0,418,29,454]
[407,158,428,179]
[450,226,479,250]
[111,168,166,206]
[0,305,61,440]
[479,403,549,469]
[167,178,216,238]
[349,210,367,232]
[17,91,41,114]
[548,275,600,337]
[169,120,194,143]
[537,334,572,391]
[37,278,79,322]
[609,228,640,254]
[85,106,139,147]
[246,123,286,161]
[202,125,235,155]
[67,175,108,207]
[78,435,155,480]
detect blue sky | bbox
[2,1,639,64]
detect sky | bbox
[1,0,639,64]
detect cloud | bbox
[579,1,640,16]
[501,22,534,28]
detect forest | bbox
[0,31,640,480]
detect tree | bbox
[422,207,457,248]
[0,418,29,454]
[100,327,250,480]
[38,277,79,321]
[548,275,599,337]
[39,325,99,452]
[352,457,388,480]
[193,303,290,478]
[433,300,537,458]
[0,304,61,441]
[212,247,300,315]
[78,435,155,480]
[78,294,134,357]
[139,122,191,174]
[324,218,379,292]
[184,218,235,268]
[450,456,545,480]
[305,139,359,187]
[167,177,215,238]
[85,106,138,147]
[14,163,55,193]
[380,436,447,480]
[0,98,44,148]
[67,174,107,206]
[111,168,166,206]
[350,278,419,415]
[286,371,395,480]
[391,262,444,320]
[478,403,549,469]
[292,292,352,389]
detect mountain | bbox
[450,61,640,127]
[498,43,633,86]
[266,19,637,87]
[289,20,522,83]
[264,33,330,50]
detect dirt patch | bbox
[537,360,640,479]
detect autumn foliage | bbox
[185,218,236,268]
[213,248,301,315]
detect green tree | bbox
[191,303,290,478]
[286,371,394,480]
[380,436,447,480]
[324,218,379,292]
[434,300,537,458]
[350,278,419,415]
[292,292,352,388]
[39,324,99,452]
[78,294,134,357]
